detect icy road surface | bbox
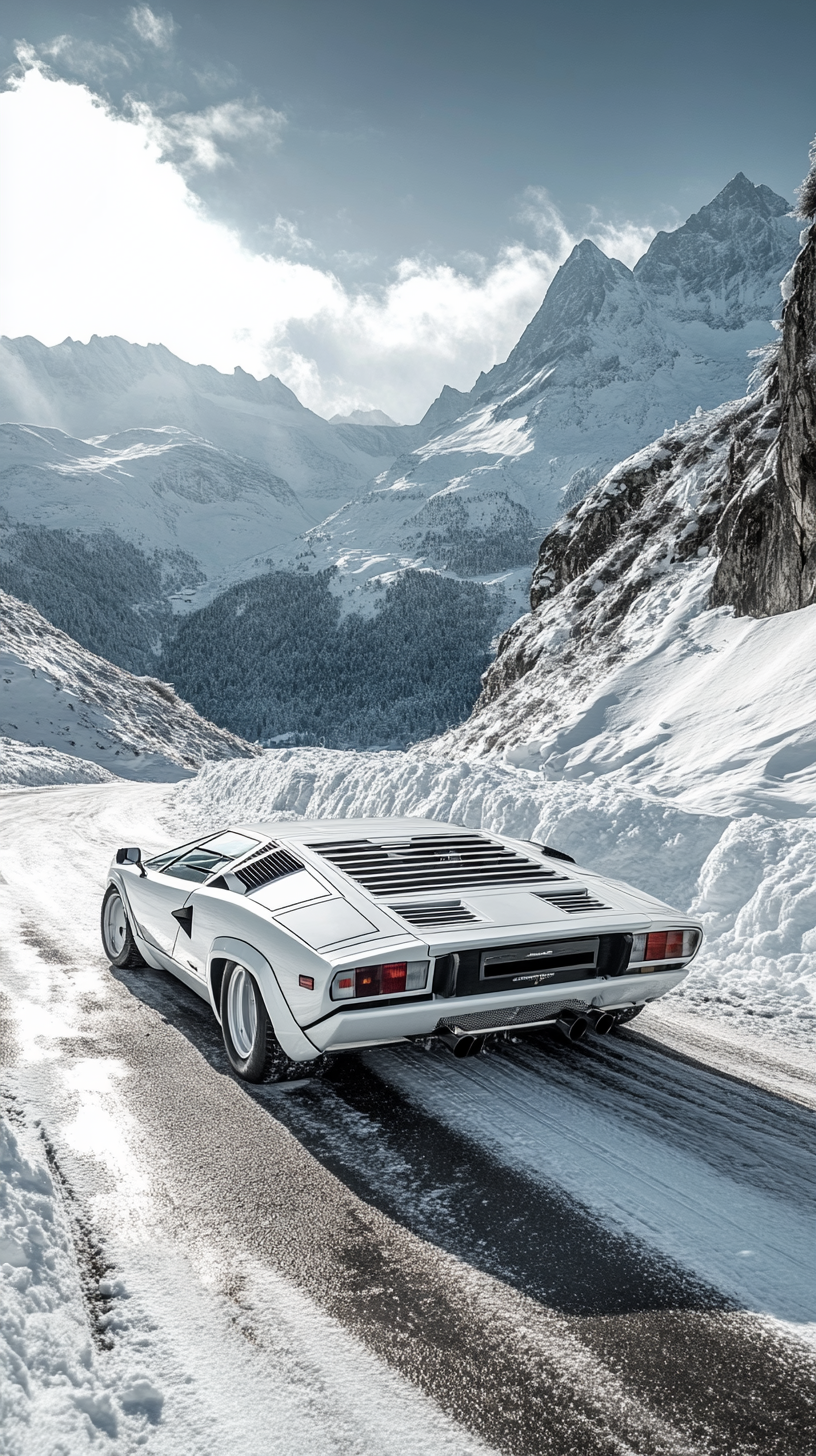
[0,782,813,1455]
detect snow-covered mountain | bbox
[0,333,425,506]
[0,422,315,668]
[330,408,400,427]
[0,338,430,643]
[285,176,801,609]
[0,589,258,780]
[434,214,816,822]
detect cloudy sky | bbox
[0,1,813,420]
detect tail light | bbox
[331,960,429,1001]
[631,929,701,964]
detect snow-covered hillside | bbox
[0,422,314,660]
[288,177,800,607]
[437,396,816,817]
[0,590,258,780]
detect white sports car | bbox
[101,817,702,1081]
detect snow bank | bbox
[0,1116,163,1453]
[0,737,117,789]
[498,583,816,820]
[169,749,816,1030]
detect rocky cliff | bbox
[711,221,816,614]
[435,143,816,774]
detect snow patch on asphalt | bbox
[170,749,816,1029]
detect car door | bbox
[132,832,262,967]
[125,857,201,958]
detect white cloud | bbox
[129,6,176,50]
[586,214,669,271]
[131,97,287,171]
[519,185,666,272]
[39,33,132,83]
[0,64,664,422]
[517,187,576,256]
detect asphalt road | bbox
[0,783,813,1455]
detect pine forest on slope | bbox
[159,570,501,748]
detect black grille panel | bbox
[236,846,303,890]
[536,890,609,913]
[392,900,479,928]
[308,833,564,896]
[434,933,632,999]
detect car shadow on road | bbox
[112,961,747,1323]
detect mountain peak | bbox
[634,173,799,329]
[566,236,632,274]
[495,239,639,378]
[329,407,399,427]
[706,172,790,220]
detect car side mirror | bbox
[116,847,146,876]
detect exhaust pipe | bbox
[555,1010,590,1044]
[587,1009,615,1036]
[439,1031,484,1059]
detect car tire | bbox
[615,1004,645,1027]
[101,885,146,969]
[220,961,321,1084]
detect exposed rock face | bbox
[711,223,816,614]
[436,180,816,760]
[467,392,766,733]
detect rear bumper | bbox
[305,968,687,1051]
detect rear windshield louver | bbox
[236,846,303,890]
[308,833,563,896]
[392,900,479,928]
[536,890,609,913]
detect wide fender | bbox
[208,936,321,1063]
[108,870,164,970]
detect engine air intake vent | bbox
[536,890,609,913]
[308,833,564,896]
[392,900,479,928]
[236,846,303,890]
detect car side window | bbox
[160,846,232,883]
[144,838,200,870]
[146,832,260,881]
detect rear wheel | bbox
[101,885,146,968]
[220,961,321,1083]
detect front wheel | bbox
[101,885,146,968]
[220,962,321,1083]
